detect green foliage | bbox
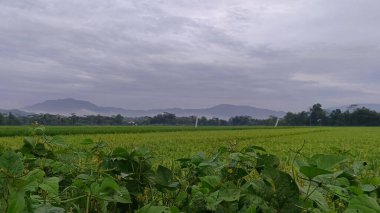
[282,104,380,126]
[345,195,380,212]
[0,125,260,137]
[0,126,378,212]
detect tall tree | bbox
[7,112,20,125]
[113,114,124,125]
[229,116,251,125]
[282,111,309,126]
[309,103,326,125]
[151,112,176,125]
[0,113,4,125]
[70,113,79,125]
[350,107,379,126]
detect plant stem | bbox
[85,192,91,213]
[61,195,87,203]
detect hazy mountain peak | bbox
[23,98,123,115]
[329,103,380,112]
[36,98,97,107]
[22,98,286,119]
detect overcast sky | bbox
[1,0,380,111]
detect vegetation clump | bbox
[0,127,379,212]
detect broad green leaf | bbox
[307,190,330,212]
[175,191,187,204]
[190,153,206,165]
[155,165,179,191]
[205,191,220,210]
[300,166,332,179]
[23,137,35,147]
[34,126,45,135]
[262,168,300,212]
[169,206,180,213]
[99,177,119,194]
[7,186,26,213]
[7,169,44,213]
[229,152,241,161]
[311,154,347,170]
[256,154,280,170]
[50,136,66,146]
[360,184,376,192]
[155,165,172,186]
[198,161,218,167]
[244,205,258,213]
[0,150,23,177]
[191,185,209,196]
[335,177,350,187]
[19,169,45,192]
[349,186,364,195]
[23,169,45,183]
[76,174,90,180]
[219,188,241,202]
[34,143,48,156]
[133,147,150,157]
[6,169,43,213]
[39,177,60,198]
[199,176,221,190]
[353,161,367,174]
[167,182,179,188]
[345,195,380,213]
[245,145,266,152]
[97,178,131,203]
[18,144,33,155]
[90,182,100,194]
[112,186,131,203]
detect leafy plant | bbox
[0,126,378,212]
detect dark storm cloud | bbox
[1,0,380,110]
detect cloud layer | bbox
[1,0,380,111]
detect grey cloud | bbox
[1,0,380,111]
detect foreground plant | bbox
[0,126,378,212]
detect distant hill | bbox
[0,109,32,116]
[23,98,126,115]
[329,104,380,112]
[22,98,286,119]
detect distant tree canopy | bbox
[229,116,251,125]
[150,112,176,125]
[0,113,4,125]
[1,103,380,126]
[309,103,327,125]
[281,104,380,126]
[7,112,21,125]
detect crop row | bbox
[0,125,292,137]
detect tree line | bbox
[1,103,380,126]
[281,103,380,126]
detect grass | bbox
[1,126,379,170]
[0,125,284,137]
[1,126,378,212]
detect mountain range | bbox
[0,109,31,117]
[2,99,380,119]
[20,98,285,119]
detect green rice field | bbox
[0,126,379,212]
[0,126,379,167]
